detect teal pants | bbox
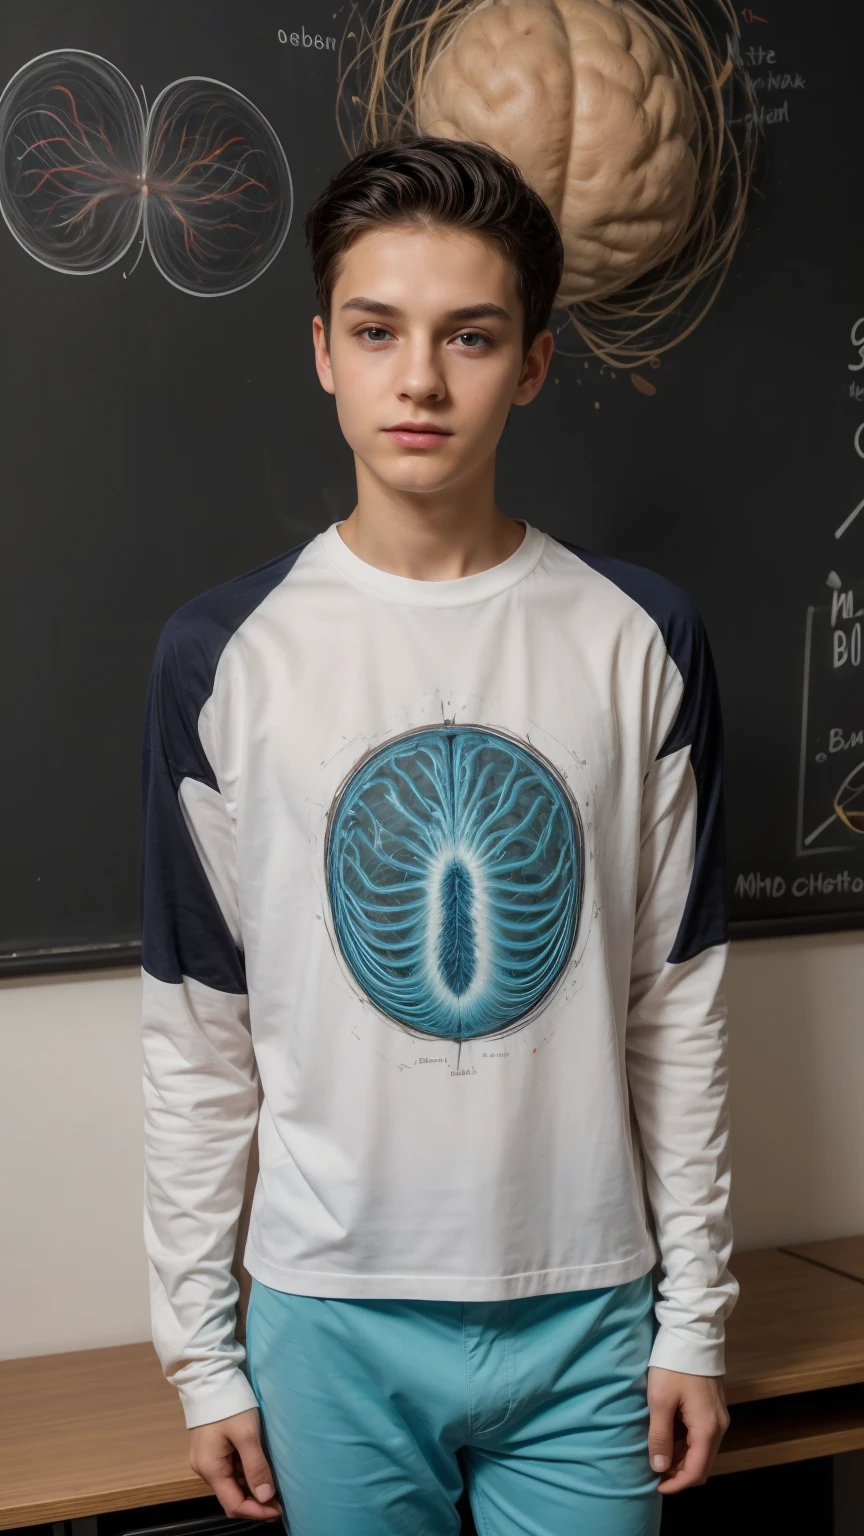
[244,1272,662,1535]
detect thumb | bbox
[648,1392,676,1474]
[235,1427,277,1503]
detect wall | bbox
[1,932,862,1359]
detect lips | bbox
[384,422,453,449]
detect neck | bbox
[337,453,525,581]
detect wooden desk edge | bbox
[0,1473,211,1532]
[715,1422,864,1477]
[716,1384,864,1477]
[726,1357,864,1406]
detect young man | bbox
[141,137,735,1536]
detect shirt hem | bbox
[243,1240,658,1301]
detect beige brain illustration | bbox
[416,0,698,306]
[343,0,755,364]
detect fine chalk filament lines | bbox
[0,50,293,296]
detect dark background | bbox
[2,0,863,973]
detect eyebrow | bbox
[340,298,513,323]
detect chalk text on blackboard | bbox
[745,72,806,91]
[829,728,864,754]
[847,318,864,371]
[736,871,864,900]
[728,32,805,129]
[735,873,787,899]
[831,589,863,626]
[833,628,862,668]
[730,42,776,67]
[278,27,337,49]
[830,584,864,668]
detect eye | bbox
[359,325,392,343]
[454,330,490,350]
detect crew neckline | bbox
[319,518,545,607]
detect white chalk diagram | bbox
[797,575,864,855]
[0,49,293,296]
[796,315,864,857]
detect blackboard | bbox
[1,0,863,975]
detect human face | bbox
[312,223,553,499]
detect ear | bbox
[312,314,336,396]
[512,329,555,407]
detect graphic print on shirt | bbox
[323,722,584,1041]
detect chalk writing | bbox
[736,871,864,899]
[728,24,805,128]
[278,27,337,49]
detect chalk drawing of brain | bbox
[325,725,583,1039]
[0,50,292,295]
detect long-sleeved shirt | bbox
[140,516,737,1430]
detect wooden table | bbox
[0,1342,208,1530]
[783,1236,864,1286]
[724,1248,864,1404]
[712,1244,864,1475]
[4,1241,864,1527]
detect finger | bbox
[665,1421,690,1476]
[235,1434,279,1505]
[194,1446,282,1522]
[647,1393,676,1476]
[233,1427,284,1518]
[209,1467,283,1522]
[657,1422,717,1494]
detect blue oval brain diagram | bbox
[325,726,583,1039]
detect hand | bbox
[189,1408,283,1521]
[647,1367,730,1493]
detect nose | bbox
[396,334,446,404]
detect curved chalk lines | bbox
[0,50,292,295]
[835,760,864,836]
[325,725,583,1040]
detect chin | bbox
[366,457,460,496]
[382,473,458,497]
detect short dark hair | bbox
[304,136,564,348]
